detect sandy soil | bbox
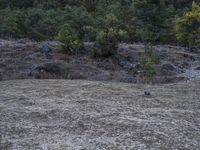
[0,79,200,149]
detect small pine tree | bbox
[57,24,83,54]
[143,45,160,78]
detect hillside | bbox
[0,79,200,149]
[0,1,200,150]
[0,39,200,84]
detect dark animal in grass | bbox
[144,91,151,96]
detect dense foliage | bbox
[176,2,200,48]
[0,0,199,47]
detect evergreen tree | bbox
[133,0,175,43]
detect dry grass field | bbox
[0,79,200,149]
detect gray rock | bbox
[17,39,28,44]
[189,46,199,53]
[40,43,52,54]
[195,66,200,70]
[160,64,178,76]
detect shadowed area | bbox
[0,79,200,149]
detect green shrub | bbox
[94,12,121,32]
[117,29,128,42]
[57,24,83,54]
[93,27,128,57]
[0,0,195,44]
[24,8,59,38]
[144,60,158,78]
[143,45,160,78]
[137,27,160,44]
[60,5,93,39]
[93,28,119,57]
[176,2,200,48]
[144,45,160,65]
[133,0,176,44]
[0,9,25,38]
[83,25,97,42]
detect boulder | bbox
[40,43,52,54]
[189,46,199,53]
[160,64,179,76]
[195,66,200,70]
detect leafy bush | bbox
[57,24,83,54]
[0,9,25,38]
[144,60,158,78]
[144,45,160,65]
[60,5,93,39]
[0,0,34,9]
[143,45,160,78]
[137,27,160,44]
[24,8,60,39]
[133,0,175,44]
[94,12,121,32]
[176,2,200,48]
[83,25,97,42]
[93,28,119,57]
[0,0,196,44]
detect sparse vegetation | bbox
[0,1,200,149]
[0,0,199,81]
[143,45,160,78]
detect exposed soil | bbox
[0,40,200,149]
[0,79,200,149]
[0,39,200,84]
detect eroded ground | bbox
[0,39,200,83]
[0,79,200,149]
